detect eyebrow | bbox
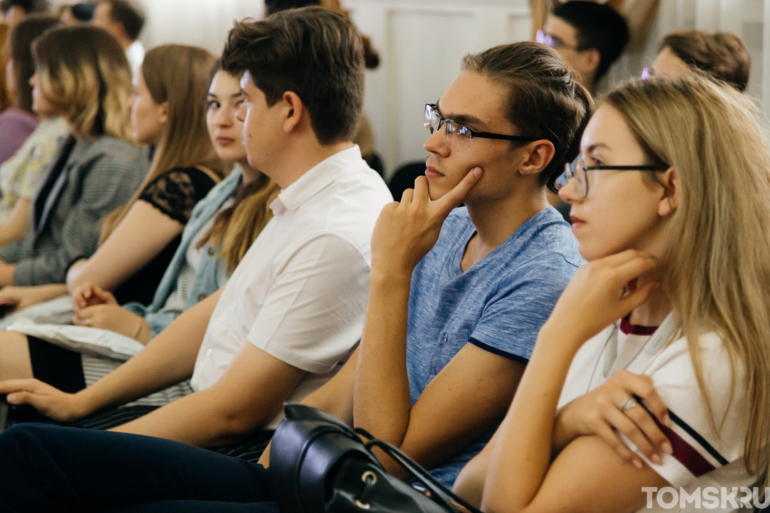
[584,143,611,155]
[435,98,489,130]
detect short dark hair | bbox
[222,7,364,145]
[552,0,629,82]
[0,0,48,14]
[264,0,320,17]
[463,42,592,193]
[659,30,750,92]
[7,14,61,113]
[103,0,145,41]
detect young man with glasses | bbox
[538,0,629,94]
[0,42,587,512]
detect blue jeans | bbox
[0,424,280,513]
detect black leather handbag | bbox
[270,404,484,513]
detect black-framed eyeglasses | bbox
[425,104,539,151]
[536,30,582,52]
[565,156,669,198]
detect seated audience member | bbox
[452,76,770,513]
[0,40,590,512]
[0,0,48,25]
[91,0,145,75]
[0,26,147,288]
[0,63,278,406]
[0,15,69,246]
[539,0,629,94]
[0,44,226,376]
[644,30,750,92]
[0,6,391,459]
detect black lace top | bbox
[112,166,218,306]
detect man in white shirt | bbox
[91,0,145,75]
[0,7,391,455]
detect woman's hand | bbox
[556,370,672,469]
[0,284,68,315]
[71,283,118,313]
[0,378,88,423]
[73,304,148,343]
[370,168,482,278]
[540,250,659,349]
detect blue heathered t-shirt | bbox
[405,206,583,488]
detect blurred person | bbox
[57,2,94,25]
[0,44,226,319]
[0,15,68,247]
[91,0,144,75]
[0,25,147,291]
[644,30,750,92]
[538,0,629,94]
[0,0,48,25]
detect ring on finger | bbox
[620,396,638,411]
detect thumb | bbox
[7,390,36,407]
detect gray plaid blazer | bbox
[0,135,148,285]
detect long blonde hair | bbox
[32,25,132,140]
[100,44,229,242]
[605,75,770,485]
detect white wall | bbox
[55,0,770,177]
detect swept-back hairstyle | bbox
[660,30,750,92]
[100,44,228,242]
[101,0,145,41]
[605,76,770,486]
[32,25,132,139]
[6,14,61,114]
[222,7,364,145]
[462,42,592,192]
[196,61,279,273]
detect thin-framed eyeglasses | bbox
[564,156,669,198]
[424,104,539,152]
[536,30,581,51]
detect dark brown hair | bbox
[7,14,60,114]
[660,30,750,92]
[222,7,364,145]
[0,0,48,15]
[101,0,145,41]
[462,42,592,192]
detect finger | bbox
[615,372,671,428]
[622,401,672,456]
[613,257,659,286]
[603,407,661,465]
[0,378,41,394]
[592,421,645,469]
[600,249,656,269]
[413,176,430,204]
[434,167,482,214]
[6,390,38,407]
[618,281,657,314]
[400,188,414,204]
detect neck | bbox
[465,184,549,259]
[119,37,134,52]
[270,140,354,189]
[238,158,261,185]
[628,272,671,327]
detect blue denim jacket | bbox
[124,168,242,337]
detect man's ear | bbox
[657,168,679,217]
[519,140,556,177]
[282,91,304,134]
[582,48,601,76]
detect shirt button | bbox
[208,247,215,256]
[197,293,207,302]
[195,211,201,219]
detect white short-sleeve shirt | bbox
[190,146,392,428]
[558,313,754,513]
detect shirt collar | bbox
[270,145,363,215]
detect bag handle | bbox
[356,428,484,513]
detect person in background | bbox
[538,0,629,95]
[0,25,147,290]
[0,15,69,247]
[644,30,750,92]
[91,0,144,76]
[0,0,48,25]
[0,43,226,322]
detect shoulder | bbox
[78,136,145,164]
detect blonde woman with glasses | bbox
[454,75,770,513]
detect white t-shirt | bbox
[126,40,145,77]
[558,313,754,513]
[190,146,392,429]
